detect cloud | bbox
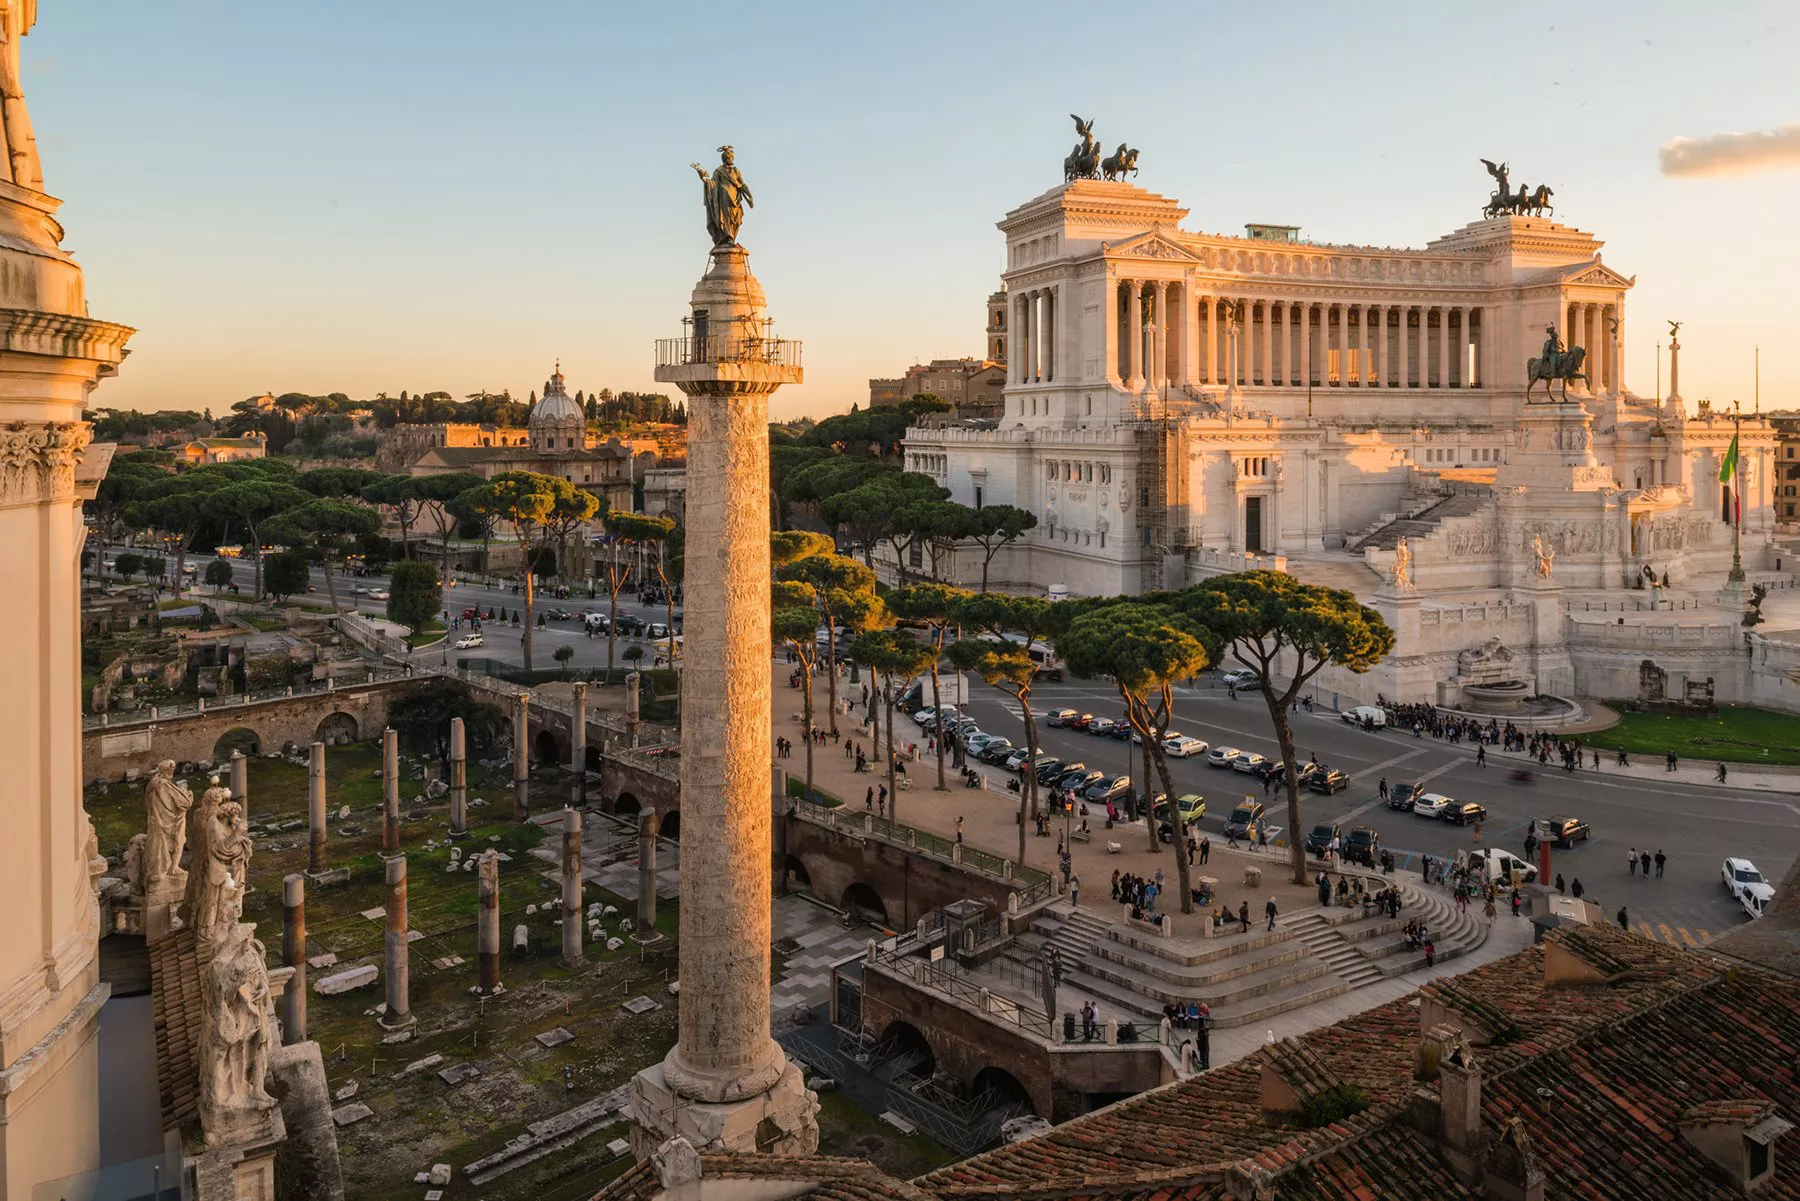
[1659,124,1800,178]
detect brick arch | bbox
[314,711,359,745]
[532,728,563,767]
[211,727,261,760]
[612,791,641,817]
[841,881,889,926]
[972,1065,1035,1112]
[871,1020,935,1078]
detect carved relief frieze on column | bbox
[0,420,91,508]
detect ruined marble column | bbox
[381,726,400,854]
[381,855,412,1027]
[282,874,306,1045]
[512,694,530,821]
[625,672,641,747]
[449,716,468,835]
[307,741,327,873]
[561,808,583,964]
[635,809,661,943]
[229,749,248,819]
[477,849,501,993]
[631,240,817,1156]
[570,682,588,807]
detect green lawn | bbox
[407,619,447,648]
[1582,706,1800,766]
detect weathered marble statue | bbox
[1391,536,1413,591]
[0,0,44,192]
[187,798,253,952]
[690,145,752,247]
[143,760,195,897]
[180,778,229,928]
[199,921,278,1147]
[1532,534,1556,580]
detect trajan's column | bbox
[627,146,818,1157]
[0,2,136,1194]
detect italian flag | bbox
[1719,434,1740,524]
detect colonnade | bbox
[1564,299,1621,394]
[1106,279,1492,391]
[1011,286,1058,385]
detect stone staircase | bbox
[1352,491,1491,551]
[1011,879,1490,1031]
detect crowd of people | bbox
[1111,868,1165,919]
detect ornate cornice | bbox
[0,420,91,508]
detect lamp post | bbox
[1728,401,1745,584]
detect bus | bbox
[976,632,1065,682]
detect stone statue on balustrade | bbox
[0,0,45,193]
[199,921,279,1148]
[142,760,195,905]
[690,145,752,247]
[1531,535,1556,581]
[185,792,254,954]
[1390,537,1414,592]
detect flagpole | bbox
[1729,402,1745,583]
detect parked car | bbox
[1342,705,1386,728]
[1033,759,1068,783]
[1537,815,1591,847]
[1220,669,1261,688]
[1247,759,1289,782]
[1083,717,1116,737]
[1107,721,1132,741]
[614,614,647,636]
[453,633,484,649]
[1068,713,1096,731]
[1343,827,1381,866]
[1387,782,1423,811]
[1154,794,1206,841]
[1083,775,1131,804]
[969,739,1010,764]
[1003,749,1031,772]
[546,607,573,620]
[1231,752,1269,774]
[1411,793,1453,819]
[1444,801,1488,826]
[1474,848,1538,887]
[368,589,390,601]
[1723,857,1774,919]
[1060,769,1106,794]
[1046,708,1080,728]
[1304,822,1342,856]
[1207,746,1242,768]
[1303,767,1351,795]
[1164,734,1209,758]
[912,707,938,728]
[1223,799,1266,840]
[963,731,995,754]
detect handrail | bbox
[787,797,1052,891]
[84,667,419,731]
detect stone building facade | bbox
[869,358,1006,414]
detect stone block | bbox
[314,965,379,995]
[525,904,537,916]
[513,924,529,952]
[379,1029,414,1045]
[332,1103,373,1128]
[427,1163,451,1186]
[332,1080,359,1101]
[621,995,661,1015]
[439,1063,483,1086]
[606,1138,631,1157]
[307,952,339,969]
[338,805,351,819]
[360,908,385,920]
[535,1027,575,1049]
[403,1053,444,1074]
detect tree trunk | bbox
[247,517,264,599]
[1269,692,1307,885]
[321,554,341,612]
[1140,729,1158,853]
[800,652,815,792]
[981,547,993,593]
[1148,742,1196,914]
[929,643,946,791]
[1018,689,1038,866]
[824,624,841,738]
[884,676,899,831]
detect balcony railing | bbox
[655,336,803,370]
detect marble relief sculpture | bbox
[1532,535,1556,580]
[199,921,278,1147]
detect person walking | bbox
[1238,900,1251,934]
[1265,895,1279,931]
[1571,877,1584,899]
[1654,849,1666,878]
[955,815,964,843]
[1379,777,1389,801]
[1716,762,1728,784]
[1639,849,1651,878]
[1617,906,1629,931]
[1555,873,1566,895]
[1476,744,1486,768]
[1666,750,1677,772]
[1070,874,1080,908]
[1199,836,1210,865]
[1617,749,1629,767]
[1629,846,1639,877]
[865,786,874,809]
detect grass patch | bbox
[1582,705,1800,766]
[242,615,288,632]
[407,619,447,648]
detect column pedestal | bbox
[628,1059,817,1160]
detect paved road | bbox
[950,676,1800,951]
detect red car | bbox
[1068,713,1095,731]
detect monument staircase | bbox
[1351,490,1492,552]
[1008,878,1487,1029]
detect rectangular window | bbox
[908,541,923,569]
[973,486,984,509]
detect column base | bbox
[627,1058,819,1161]
[376,1007,416,1031]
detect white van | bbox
[1343,705,1386,728]
[1473,848,1539,888]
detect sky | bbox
[24,1,1799,421]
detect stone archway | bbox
[656,808,680,841]
[783,854,814,894]
[972,1066,1036,1115]
[841,881,888,926]
[532,729,562,767]
[212,727,261,760]
[613,792,641,818]
[314,712,359,745]
[584,746,602,772]
[874,1021,935,1078]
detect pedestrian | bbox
[1476,745,1486,767]
[1666,750,1678,772]
[1317,871,1331,906]
[1509,888,1522,916]
[1257,824,1269,852]
[1629,846,1638,877]
[1484,894,1497,920]
[1571,877,1584,899]
[865,787,873,809]
[1716,762,1728,784]
[1199,837,1210,865]
[1654,849,1666,878]
[878,785,888,810]
[1110,868,1120,901]
[1379,777,1389,800]
[1070,874,1080,907]
[1617,906,1629,931]
[1523,832,1538,862]
[1266,895,1280,933]
[1555,873,1566,895]
[1238,900,1251,933]
[955,815,964,844]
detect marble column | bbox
[1102,280,1121,386]
[1151,281,1168,389]
[1299,303,1312,386]
[1206,296,1219,385]
[229,750,248,820]
[1035,290,1050,383]
[1127,281,1144,387]
[449,716,468,835]
[1373,306,1387,387]
[1321,304,1334,384]
[1470,307,1483,387]
[1355,304,1368,386]
[1271,302,1286,385]
[381,855,412,1028]
[635,809,662,944]
[512,694,529,821]
[282,874,306,1045]
[1422,307,1436,388]
[477,849,501,993]
[570,682,588,807]
[381,726,400,854]
[1399,307,1411,389]
[1447,307,1462,387]
[307,741,327,873]
[626,671,641,746]
[1256,299,1269,385]
[1176,282,1195,386]
[561,808,583,964]
[1012,293,1028,385]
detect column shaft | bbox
[562,808,583,963]
[1398,307,1410,388]
[1176,283,1195,385]
[449,717,467,834]
[1374,306,1387,387]
[1127,282,1144,386]
[637,810,660,936]
[307,741,327,873]
[383,855,411,1026]
[1152,281,1168,389]
[229,750,248,821]
[1035,290,1049,383]
[381,726,400,854]
[282,874,306,1045]
[570,682,588,807]
[1300,303,1312,386]
[1259,300,1272,385]
[512,695,529,820]
[1206,297,1219,385]
[477,850,500,993]
[1321,304,1334,385]
[1102,280,1121,386]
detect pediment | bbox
[1106,230,1202,262]
[1560,260,1636,289]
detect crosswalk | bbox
[1634,920,1713,949]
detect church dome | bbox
[530,362,585,427]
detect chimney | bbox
[1439,1044,1483,1153]
[652,1135,703,1199]
[1679,1100,1792,1194]
[1483,1117,1546,1201]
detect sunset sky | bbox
[28,1,1798,420]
